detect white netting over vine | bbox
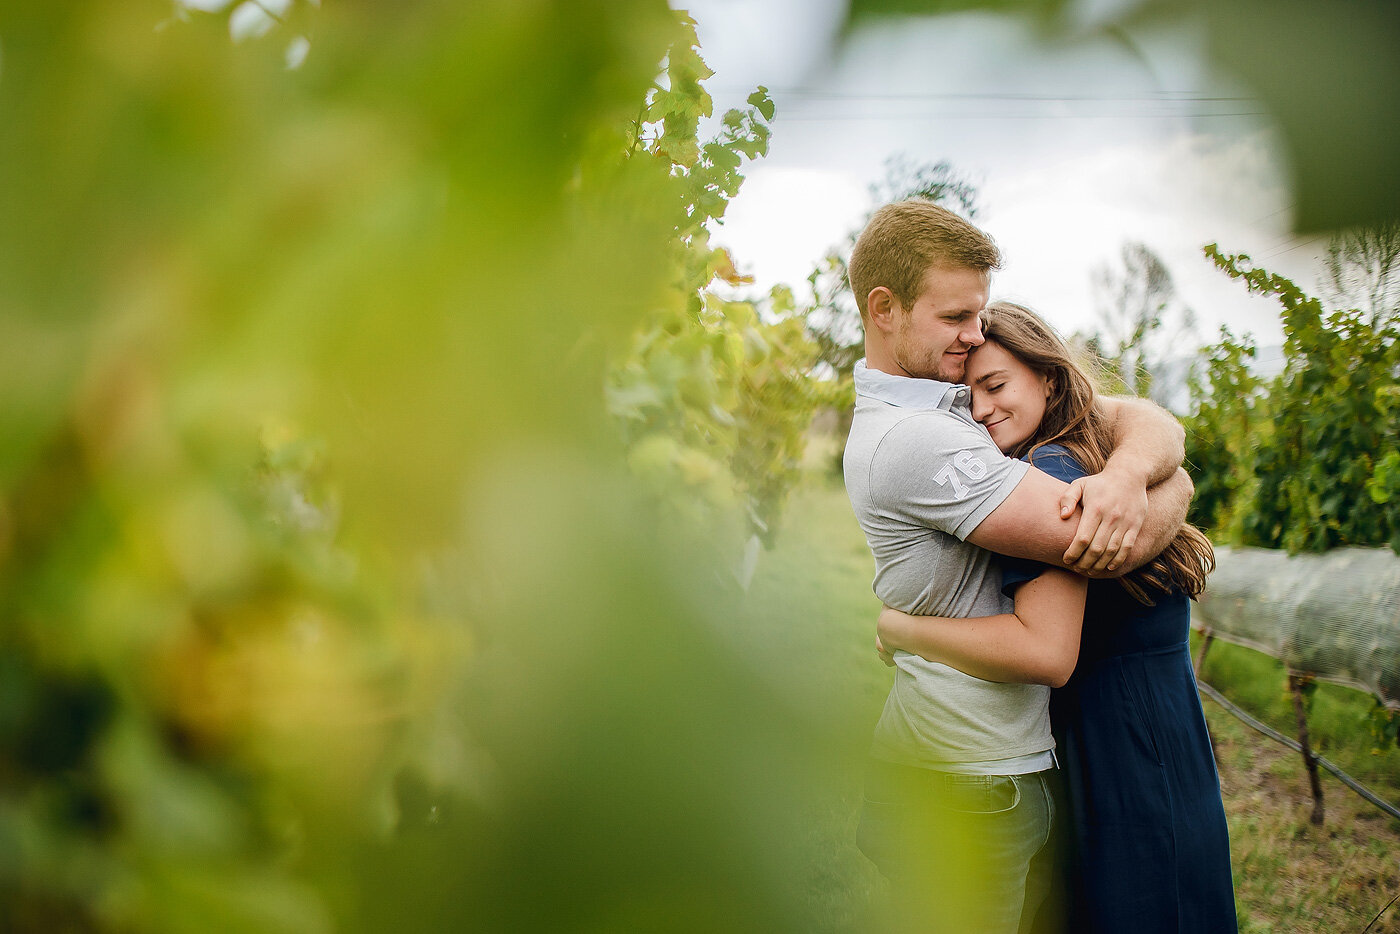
[1192,546,1400,708]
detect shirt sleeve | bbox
[999,444,1091,596]
[867,411,1030,541]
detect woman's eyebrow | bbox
[971,369,1006,386]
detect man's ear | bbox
[867,287,898,334]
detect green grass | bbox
[749,471,1400,933]
[1195,637,1400,934]
[742,472,891,933]
[1194,633,1400,798]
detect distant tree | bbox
[1088,241,1197,408]
[1319,220,1400,326]
[1195,245,1400,554]
[804,156,981,380]
[801,157,981,466]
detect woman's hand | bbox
[876,604,911,666]
[875,632,896,667]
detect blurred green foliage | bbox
[1185,247,1400,554]
[0,2,847,930]
[606,21,835,548]
[843,0,1400,232]
[1180,328,1264,536]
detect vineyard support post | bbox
[1193,628,1214,677]
[1288,672,1325,826]
[1192,628,1222,766]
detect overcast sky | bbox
[678,0,1329,347]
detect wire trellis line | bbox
[1196,679,1400,823]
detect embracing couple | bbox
[842,200,1237,933]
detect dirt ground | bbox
[1206,699,1400,934]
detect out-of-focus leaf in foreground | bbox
[842,0,1400,233]
[0,1,846,930]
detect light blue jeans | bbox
[857,759,1061,934]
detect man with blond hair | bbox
[842,199,1192,932]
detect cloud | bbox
[980,129,1297,340]
[711,166,870,284]
[689,3,1312,346]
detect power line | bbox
[703,86,1270,122]
[772,110,1269,122]
[1252,202,1297,225]
[1260,238,1326,261]
[711,87,1260,104]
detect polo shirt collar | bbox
[854,359,969,412]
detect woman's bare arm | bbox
[875,568,1088,687]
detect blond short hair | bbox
[848,200,1002,318]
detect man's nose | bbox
[963,320,985,346]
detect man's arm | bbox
[967,464,1192,579]
[1053,396,1186,571]
[1098,395,1186,486]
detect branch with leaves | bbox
[607,15,831,549]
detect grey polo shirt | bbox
[843,360,1054,772]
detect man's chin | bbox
[937,358,968,383]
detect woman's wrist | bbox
[877,606,908,654]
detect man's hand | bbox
[1054,394,1184,574]
[1059,470,1148,574]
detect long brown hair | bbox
[979,301,1214,604]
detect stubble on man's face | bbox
[891,312,981,383]
[932,346,970,384]
[893,324,967,382]
[888,265,989,383]
[913,343,968,383]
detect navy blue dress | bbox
[1003,445,1237,934]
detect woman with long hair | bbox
[876,301,1237,933]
